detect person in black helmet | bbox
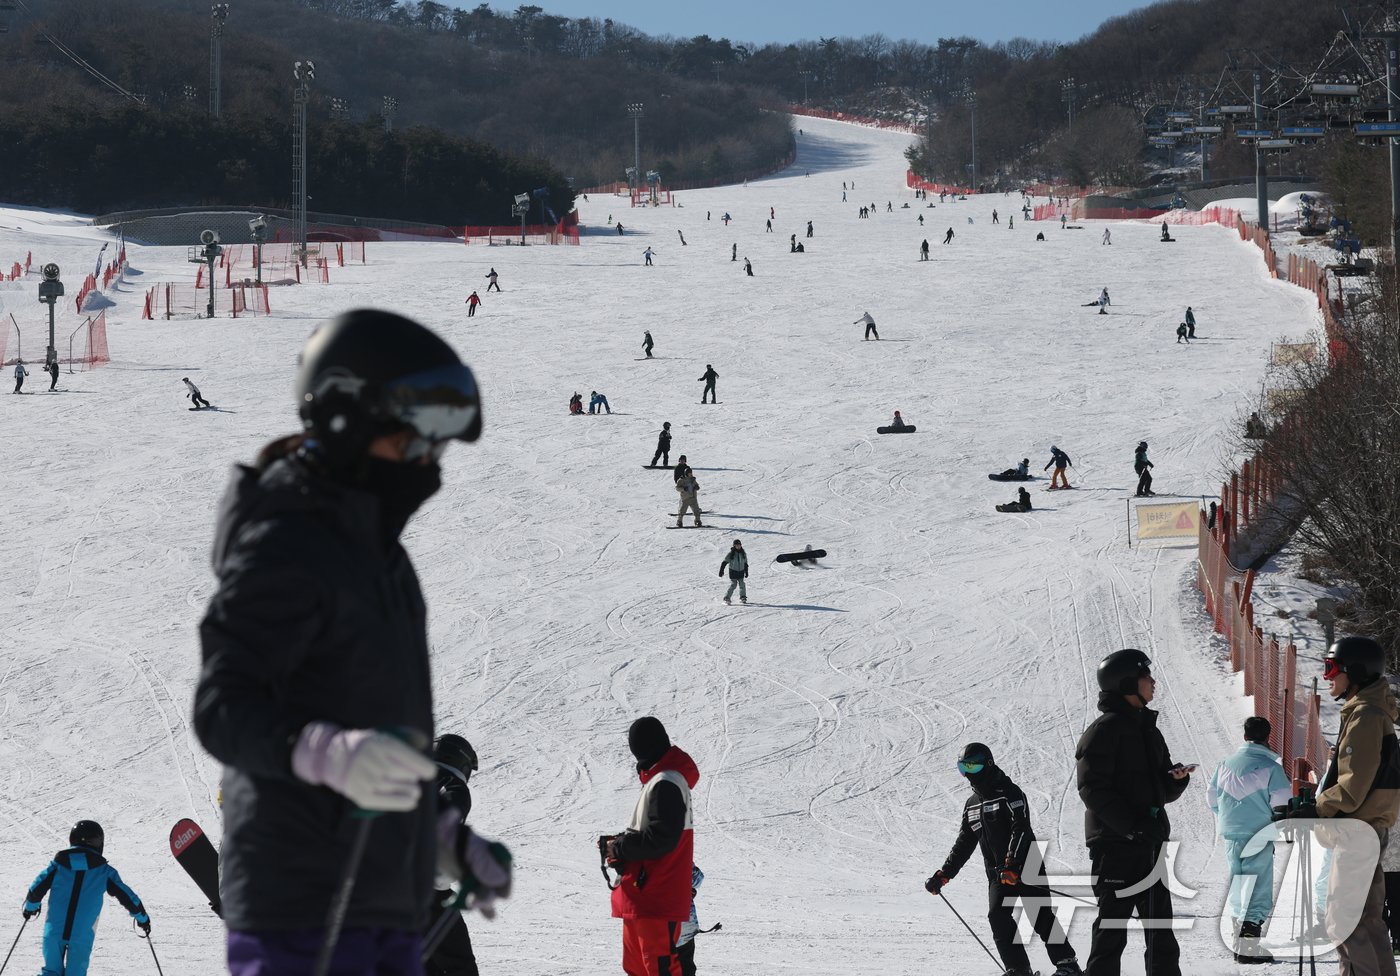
[23,821,150,976]
[194,310,511,976]
[1311,637,1400,974]
[1075,649,1191,976]
[925,744,1082,976]
[427,735,482,976]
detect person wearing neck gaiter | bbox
[602,717,700,976]
[194,309,511,976]
[926,743,1082,976]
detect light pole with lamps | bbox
[210,3,229,119]
[1061,76,1075,135]
[965,89,978,190]
[383,95,397,132]
[37,264,63,372]
[293,59,315,267]
[627,102,644,197]
[248,216,267,286]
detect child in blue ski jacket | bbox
[24,822,150,976]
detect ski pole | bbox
[0,918,29,976]
[139,930,164,976]
[937,892,1004,971]
[421,889,467,962]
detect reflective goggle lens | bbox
[957,761,985,775]
[1323,657,1341,680]
[384,364,481,443]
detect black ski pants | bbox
[1085,841,1181,976]
[1385,871,1400,944]
[1135,469,1153,496]
[701,382,716,404]
[192,393,211,409]
[13,375,22,393]
[486,280,500,292]
[651,447,669,467]
[677,939,695,976]
[865,323,879,340]
[425,890,478,976]
[988,880,1077,972]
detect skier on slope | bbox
[1044,446,1073,489]
[184,377,211,409]
[485,269,500,292]
[806,221,814,238]
[427,735,482,976]
[589,391,612,415]
[643,331,655,359]
[650,423,672,468]
[601,718,701,976]
[718,540,748,604]
[193,310,511,976]
[465,292,482,317]
[45,359,58,391]
[943,228,954,244]
[675,471,703,528]
[698,366,718,404]
[672,455,692,485]
[643,248,655,267]
[1184,307,1196,338]
[1133,441,1154,497]
[744,258,753,277]
[924,744,1081,976]
[1075,650,1191,976]
[13,359,27,393]
[23,821,151,976]
[855,312,879,340]
[1175,322,1189,344]
[920,239,930,260]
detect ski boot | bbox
[1235,920,1273,964]
[740,596,747,604]
[723,597,731,605]
[1051,960,1083,976]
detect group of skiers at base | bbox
[569,391,611,414]
[12,359,59,393]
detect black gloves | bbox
[925,870,950,895]
[23,908,39,920]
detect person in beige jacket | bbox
[675,472,702,528]
[1313,637,1400,975]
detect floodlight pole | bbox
[967,90,978,191]
[628,103,644,197]
[383,95,397,133]
[1254,71,1270,233]
[36,265,63,371]
[293,60,314,268]
[1199,91,1208,181]
[210,4,229,119]
[1389,36,1400,257]
[1062,77,1075,135]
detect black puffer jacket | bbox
[941,769,1036,880]
[1075,692,1188,847]
[194,438,436,933]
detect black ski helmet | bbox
[959,742,994,766]
[70,820,103,853]
[1097,648,1152,695]
[1325,636,1388,688]
[295,310,482,464]
[433,733,479,782]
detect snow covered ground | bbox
[0,116,1328,975]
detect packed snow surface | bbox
[0,117,1324,974]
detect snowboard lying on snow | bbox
[988,472,1031,482]
[876,426,916,434]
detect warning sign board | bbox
[1271,342,1317,365]
[1135,501,1199,541]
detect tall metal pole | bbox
[293,60,314,268]
[1062,77,1075,135]
[627,103,644,197]
[210,4,228,119]
[1254,71,1269,233]
[1199,90,1208,181]
[968,91,978,191]
[383,95,397,133]
[1388,35,1400,258]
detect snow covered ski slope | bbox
[0,116,1322,975]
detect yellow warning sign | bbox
[1271,342,1318,366]
[1135,501,1199,540]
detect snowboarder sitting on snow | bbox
[925,744,1081,976]
[569,392,584,415]
[1035,232,1046,241]
[719,540,748,604]
[1176,323,1189,344]
[890,410,909,430]
[1044,446,1072,489]
[1134,441,1154,497]
[994,459,1030,480]
[184,377,211,409]
[676,472,703,528]
[24,821,151,976]
[588,391,612,414]
[995,487,1034,513]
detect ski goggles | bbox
[957,760,986,776]
[1323,657,1342,681]
[381,363,483,458]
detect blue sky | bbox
[452,1,1153,47]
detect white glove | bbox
[436,814,512,917]
[292,722,435,812]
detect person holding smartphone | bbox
[1075,649,1192,976]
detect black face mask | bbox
[361,457,442,544]
[964,765,1000,797]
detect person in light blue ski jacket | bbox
[23,822,150,976]
[1207,717,1292,932]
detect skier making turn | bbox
[855,312,880,340]
[925,745,1082,976]
[1044,446,1072,489]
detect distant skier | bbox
[1134,441,1154,497]
[46,359,59,391]
[616,222,625,235]
[992,209,999,225]
[1044,446,1072,489]
[1061,214,1068,229]
[643,331,655,358]
[183,377,211,409]
[643,248,655,267]
[790,234,798,253]
[943,228,954,244]
[806,220,814,238]
[465,291,482,317]
[13,359,27,393]
[731,243,737,262]
[918,214,925,226]
[24,821,151,976]
[650,422,672,467]
[699,365,718,404]
[719,539,748,604]
[890,410,909,430]
[855,312,879,340]
[924,745,1080,976]
[589,391,612,415]
[765,219,772,232]
[1008,215,1014,230]
[1176,322,1190,344]
[672,454,692,485]
[743,257,753,276]
[485,268,500,291]
[920,239,930,261]
[770,207,775,219]
[1101,228,1112,245]
[677,230,687,246]
[722,213,731,225]
[675,471,703,528]
[1184,306,1196,338]
[569,392,584,415]
[1036,232,1046,241]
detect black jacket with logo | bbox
[1075,692,1189,847]
[941,770,1035,880]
